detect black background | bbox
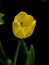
[0,0,48,65]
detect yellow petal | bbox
[12,11,36,39]
[14,11,28,24]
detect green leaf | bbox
[0,18,4,25]
[0,42,12,65]
[20,39,29,63]
[0,13,4,18]
[25,45,35,65]
[0,13,4,25]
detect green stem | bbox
[13,39,21,65]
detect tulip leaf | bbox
[0,42,12,65]
[0,13,4,25]
[20,39,29,63]
[0,13,4,18]
[25,45,35,65]
[0,18,4,25]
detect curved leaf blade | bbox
[20,39,29,63]
[0,13,4,25]
[0,42,12,65]
[0,13,4,18]
[0,18,4,25]
[25,45,35,65]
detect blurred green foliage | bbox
[0,13,4,25]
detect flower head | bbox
[12,11,36,39]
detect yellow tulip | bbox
[12,11,36,39]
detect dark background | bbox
[0,0,48,65]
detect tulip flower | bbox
[0,12,36,65]
[12,11,36,39]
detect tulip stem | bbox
[13,39,21,65]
